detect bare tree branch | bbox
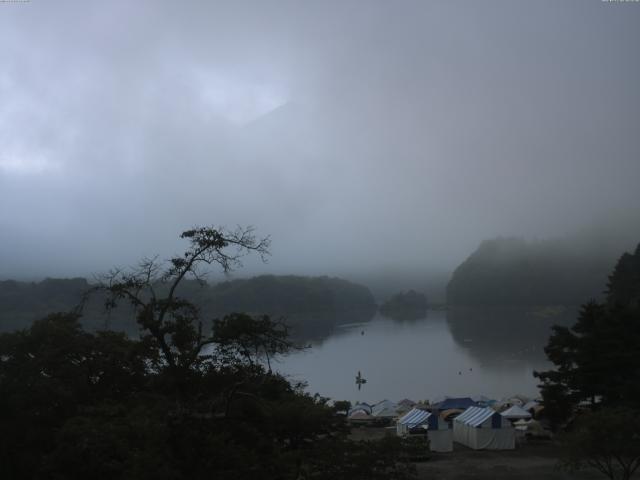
[85,225,270,374]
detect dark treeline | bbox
[379,290,428,321]
[0,275,377,341]
[202,275,377,340]
[207,275,375,314]
[0,277,92,332]
[446,236,623,307]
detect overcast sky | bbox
[1,0,639,280]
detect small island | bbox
[379,290,428,320]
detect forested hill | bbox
[0,275,377,339]
[446,237,635,307]
[0,278,91,332]
[202,275,376,317]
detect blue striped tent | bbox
[397,408,436,431]
[396,408,452,452]
[453,406,514,450]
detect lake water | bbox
[275,308,574,404]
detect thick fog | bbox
[1,1,639,281]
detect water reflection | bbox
[446,306,576,366]
[284,309,377,344]
[275,308,577,403]
[98,304,578,403]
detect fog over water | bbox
[276,309,568,402]
[1,1,639,281]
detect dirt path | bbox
[348,427,623,479]
[415,444,604,480]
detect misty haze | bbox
[1,2,639,479]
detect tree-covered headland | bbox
[447,236,621,307]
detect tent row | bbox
[347,396,541,422]
[396,405,518,452]
[349,396,542,452]
[347,399,417,420]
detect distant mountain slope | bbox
[446,236,630,307]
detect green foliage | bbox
[212,313,293,370]
[333,400,352,413]
[0,313,148,479]
[399,435,431,462]
[0,314,414,479]
[559,407,640,480]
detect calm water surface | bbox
[275,309,572,403]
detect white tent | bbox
[453,406,515,450]
[347,410,373,424]
[372,399,399,418]
[501,405,532,420]
[347,403,372,416]
[396,408,453,452]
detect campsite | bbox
[348,397,604,479]
[346,395,626,479]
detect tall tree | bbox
[535,243,640,423]
[535,244,640,480]
[93,225,270,374]
[606,243,640,309]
